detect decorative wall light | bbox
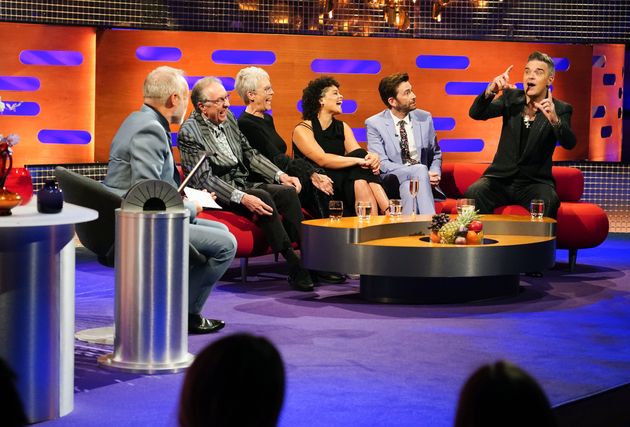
[237,0,260,11]
[431,0,451,22]
[384,1,410,30]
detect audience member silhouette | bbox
[179,333,285,427]
[0,358,28,427]
[454,360,556,427]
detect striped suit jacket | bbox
[177,110,283,205]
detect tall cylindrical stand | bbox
[98,209,193,373]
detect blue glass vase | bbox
[37,179,64,213]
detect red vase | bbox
[0,187,21,215]
[5,167,33,205]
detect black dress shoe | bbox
[288,266,314,292]
[312,271,347,284]
[188,314,226,334]
[525,271,544,278]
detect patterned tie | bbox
[398,120,418,165]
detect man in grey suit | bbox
[103,66,237,334]
[366,72,443,215]
[177,77,314,292]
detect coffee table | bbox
[301,214,556,303]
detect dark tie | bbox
[398,120,418,165]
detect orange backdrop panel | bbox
[95,29,592,164]
[0,23,95,167]
[589,44,625,161]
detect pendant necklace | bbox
[523,105,536,129]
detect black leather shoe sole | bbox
[188,317,226,334]
[313,271,347,284]
[288,278,314,292]
[288,266,315,291]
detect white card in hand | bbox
[183,187,222,209]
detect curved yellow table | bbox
[301,214,556,303]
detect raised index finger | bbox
[503,65,514,77]
[547,87,553,101]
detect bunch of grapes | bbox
[428,213,450,232]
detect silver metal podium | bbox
[98,180,193,373]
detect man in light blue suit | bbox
[366,72,444,215]
[103,66,237,334]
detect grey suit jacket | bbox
[103,104,178,196]
[177,110,283,205]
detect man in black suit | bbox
[465,51,576,218]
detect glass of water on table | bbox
[355,201,372,221]
[530,199,544,221]
[328,200,343,221]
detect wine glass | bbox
[409,178,419,216]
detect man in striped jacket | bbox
[177,76,314,292]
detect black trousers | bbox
[229,183,304,253]
[464,176,560,218]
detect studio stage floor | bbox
[42,234,630,427]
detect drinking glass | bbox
[355,201,372,221]
[328,200,343,220]
[409,178,420,215]
[530,199,545,221]
[456,198,475,215]
[388,199,402,217]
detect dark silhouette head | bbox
[0,358,28,427]
[454,360,556,427]
[179,333,285,427]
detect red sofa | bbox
[436,163,609,270]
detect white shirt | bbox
[389,110,419,164]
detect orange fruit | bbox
[466,230,480,245]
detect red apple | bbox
[469,220,483,232]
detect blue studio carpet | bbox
[43,234,630,427]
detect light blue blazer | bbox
[366,108,444,199]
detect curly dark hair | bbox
[301,76,340,121]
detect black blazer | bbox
[469,88,576,186]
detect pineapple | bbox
[438,209,479,244]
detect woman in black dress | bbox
[292,76,389,215]
[235,67,334,218]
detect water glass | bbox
[456,198,475,215]
[355,201,372,221]
[388,199,402,217]
[328,200,343,220]
[530,199,545,221]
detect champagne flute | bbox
[409,178,420,216]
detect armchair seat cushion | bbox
[555,202,609,250]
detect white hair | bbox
[234,67,270,104]
[143,66,188,101]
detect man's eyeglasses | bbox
[201,93,230,106]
